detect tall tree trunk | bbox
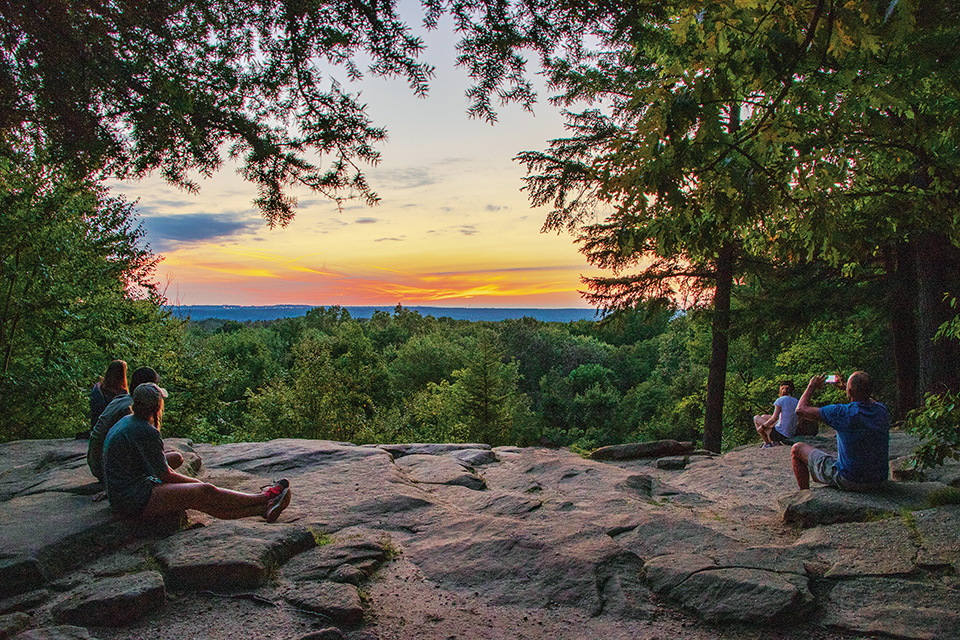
[915,232,960,395]
[887,240,919,418]
[703,243,735,453]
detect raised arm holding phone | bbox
[790,371,890,492]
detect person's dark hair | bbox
[847,371,872,401]
[130,367,160,389]
[780,380,795,395]
[101,360,128,395]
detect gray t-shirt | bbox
[774,395,800,438]
[87,393,133,482]
[102,415,167,516]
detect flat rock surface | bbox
[2,431,957,640]
[152,520,316,590]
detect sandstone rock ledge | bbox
[0,432,957,640]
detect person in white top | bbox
[754,381,799,448]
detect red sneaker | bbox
[261,478,289,500]
[263,480,291,523]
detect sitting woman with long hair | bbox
[89,360,128,433]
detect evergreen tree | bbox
[454,329,522,446]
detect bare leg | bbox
[141,482,270,520]
[754,415,772,445]
[791,442,814,490]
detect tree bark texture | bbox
[703,243,735,453]
[915,232,960,395]
[887,240,919,418]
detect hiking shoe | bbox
[264,486,291,523]
[260,478,289,501]
[760,443,773,449]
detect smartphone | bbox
[825,375,839,384]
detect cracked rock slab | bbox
[0,493,181,597]
[779,482,952,528]
[283,581,363,625]
[281,536,388,583]
[913,505,960,573]
[152,521,315,590]
[823,577,960,640]
[794,518,916,578]
[644,554,811,624]
[51,571,164,627]
[395,455,486,490]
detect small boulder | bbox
[51,571,164,627]
[283,582,363,625]
[281,536,389,583]
[590,440,693,461]
[656,456,688,470]
[298,628,345,640]
[376,443,491,459]
[152,521,315,590]
[659,565,812,624]
[0,612,30,638]
[450,449,498,466]
[395,455,486,490]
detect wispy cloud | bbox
[427,224,478,236]
[374,167,437,189]
[375,237,406,242]
[355,217,379,224]
[141,213,259,252]
[485,204,506,212]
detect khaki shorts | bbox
[806,448,884,493]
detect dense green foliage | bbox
[905,297,960,470]
[0,290,891,454]
[0,146,176,439]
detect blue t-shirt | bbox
[102,415,168,516]
[819,401,890,485]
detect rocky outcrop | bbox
[589,439,693,461]
[0,431,957,640]
[779,480,954,528]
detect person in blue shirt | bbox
[792,371,890,491]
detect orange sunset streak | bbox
[348,276,579,302]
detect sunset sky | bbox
[111,11,603,309]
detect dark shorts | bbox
[770,428,792,444]
[108,476,161,516]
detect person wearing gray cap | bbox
[102,383,291,522]
[88,366,186,483]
